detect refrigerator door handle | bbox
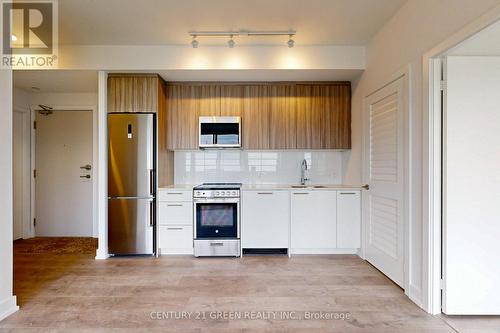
[149,199,155,227]
[149,169,156,196]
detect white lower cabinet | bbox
[241,190,290,249]
[291,191,337,253]
[337,191,361,249]
[159,225,193,255]
[158,189,193,255]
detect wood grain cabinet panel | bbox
[296,84,351,149]
[269,85,297,149]
[220,85,244,117]
[330,84,351,149]
[164,82,351,150]
[107,75,158,113]
[242,85,271,149]
[166,84,220,150]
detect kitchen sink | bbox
[290,185,308,188]
[312,185,327,188]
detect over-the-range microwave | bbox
[199,116,241,149]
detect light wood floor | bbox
[0,239,495,332]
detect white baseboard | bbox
[407,284,423,310]
[95,248,109,260]
[0,296,18,322]
[290,248,359,255]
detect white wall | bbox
[349,0,500,309]
[174,150,346,185]
[0,70,19,320]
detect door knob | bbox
[361,184,370,190]
[80,164,92,171]
[80,175,91,179]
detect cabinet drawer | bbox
[159,225,193,250]
[159,202,192,225]
[158,190,192,202]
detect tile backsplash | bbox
[174,150,345,185]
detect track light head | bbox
[228,35,235,48]
[287,35,294,48]
[191,36,199,48]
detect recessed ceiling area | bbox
[14,69,363,94]
[58,0,407,46]
[14,71,98,93]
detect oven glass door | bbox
[196,202,238,238]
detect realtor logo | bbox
[1,0,58,68]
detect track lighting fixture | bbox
[191,35,199,48]
[227,35,235,48]
[188,30,296,48]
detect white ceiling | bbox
[14,70,98,93]
[448,19,500,56]
[59,0,407,46]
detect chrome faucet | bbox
[300,159,310,185]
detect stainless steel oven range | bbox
[193,183,241,257]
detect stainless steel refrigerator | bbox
[108,113,156,255]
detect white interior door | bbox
[35,110,93,237]
[13,110,29,240]
[442,56,500,315]
[363,77,405,287]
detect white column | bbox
[0,69,19,320]
[95,71,109,260]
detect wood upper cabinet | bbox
[296,85,321,149]
[269,85,297,149]
[220,85,244,117]
[242,85,271,149]
[166,84,220,150]
[107,75,158,113]
[295,84,351,149]
[164,82,351,150]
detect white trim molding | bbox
[95,71,109,260]
[422,4,500,315]
[0,296,19,321]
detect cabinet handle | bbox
[339,192,356,195]
[293,192,309,195]
[210,242,224,247]
[167,192,183,195]
[257,192,273,195]
[167,204,183,207]
[167,227,183,230]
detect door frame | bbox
[29,105,99,238]
[361,65,412,296]
[13,105,33,239]
[423,6,500,314]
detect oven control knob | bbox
[231,191,236,196]
[215,191,219,196]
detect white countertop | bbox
[160,184,361,191]
[241,184,361,191]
